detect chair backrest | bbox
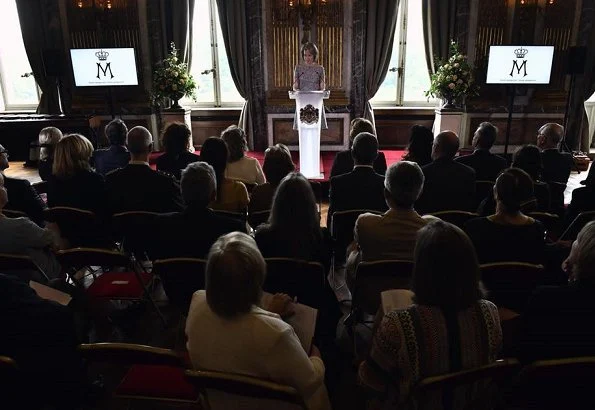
[352,260,414,316]
[0,253,50,282]
[527,211,561,240]
[112,211,161,259]
[475,180,495,208]
[56,247,130,271]
[263,258,325,309]
[0,355,23,406]
[152,258,207,314]
[2,209,28,219]
[185,369,307,410]
[559,211,595,241]
[212,209,247,223]
[78,343,186,367]
[44,206,113,248]
[429,210,479,229]
[31,180,48,195]
[480,262,544,312]
[248,209,271,230]
[409,358,521,410]
[0,355,18,381]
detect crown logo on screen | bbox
[514,47,528,59]
[95,49,109,61]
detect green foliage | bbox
[425,41,479,101]
[152,42,197,105]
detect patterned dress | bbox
[359,300,502,409]
[293,63,327,129]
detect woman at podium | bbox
[292,42,327,129]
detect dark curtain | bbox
[15,0,61,114]
[422,0,457,74]
[163,0,195,68]
[216,0,254,148]
[363,0,400,128]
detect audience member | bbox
[416,130,476,213]
[186,232,331,410]
[402,124,434,167]
[465,168,545,264]
[106,126,183,214]
[0,173,61,279]
[155,122,198,179]
[249,144,295,215]
[152,162,246,259]
[255,172,331,272]
[0,144,46,226]
[564,167,595,229]
[359,220,502,408]
[327,132,388,227]
[93,118,130,176]
[521,221,595,361]
[537,122,574,185]
[200,137,249,213]
[330,118,387,177]
[38,126,62,181]
[221,125,265,185]
[47,134,108,216]
[455,122,507,181]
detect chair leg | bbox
[130,266,167,327]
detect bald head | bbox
[537,123,564,150]
[432,131,460,160]
[126,126,153,158]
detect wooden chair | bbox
[429,210,479,229]
[185,368,307,410]
[475,180,495,209]
[79,343,198,405]
[56,247,165,325]
[152,258,207,315]
[406,358,521,410]
[111,211,161,260]
[44,206,114,249]
[2,209,28,218]
[514,357,595,409]
[480,262,544,313]
[527,211,561,240]
[248,209,270,229]
[559,211,595,241]
[212,209,248,223]
[0,253,50,282]
[263,258,326,309]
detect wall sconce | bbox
[75,0,113,10]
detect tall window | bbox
[371,0,434,107]
[188,0,243,107]
[0,1,39,110]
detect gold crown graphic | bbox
[95,49,109,61]
[514,47,528,59]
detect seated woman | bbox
[38,126,63,181]
[156,122,198,179]
[186,232,330,410]
[465,168,546,264]
[330,118,387,177]
[200,137,249,213]
[401,124,434,167]
[255,172,331,273]
[221,125,265,186]
[249,144,295,216]
[359,220,502,408]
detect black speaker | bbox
[42,49,65,77]
[567,46,587,75]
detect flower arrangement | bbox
[425,41,478,108]
[152,42,197,109]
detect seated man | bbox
[0,144,46,226]
[537,122,574,185]
[455,121,507,181]
[327,132,388,228]
[416,131,476,214]
[152,162,246,259]
[347,161,434,288]
[93,118,131,176]
[106,126,183,214]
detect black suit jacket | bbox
[93,145,131,176]
[105,163,184,214]
[47,170,108,216]
[156,152,199,180]
[3,175,46,226]
[152,207,246,259]
[454,149,507,182]
[327,166,388,226]
[563,186,595,229]
[541,149,573,184]
[329,150,387,178]
[416,158,476,214]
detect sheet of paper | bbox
[261,292,317,353]
[29,280,72,306]
[380,289,415,315]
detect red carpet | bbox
[150,150,406,182]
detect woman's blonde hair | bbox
[38,127,63,160]
[52,134,94,178]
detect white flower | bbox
[458,55,464,60]
[454,63,459,68]
[448,83,456,89]
[444,64,450,69]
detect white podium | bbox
[289,90,330,178]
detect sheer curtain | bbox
[422,0,457,75]
[363,0,400,128]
